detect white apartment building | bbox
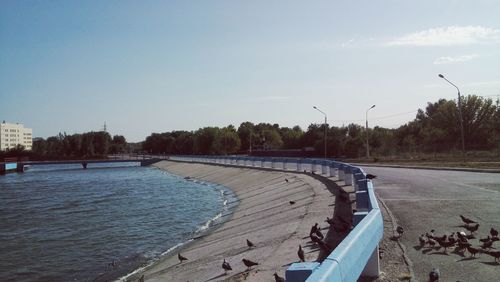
[0,121,33,151]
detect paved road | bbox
[360,166,500,282]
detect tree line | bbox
[2,95,498,160]
[1,131,127,160]
[143,95,500,158]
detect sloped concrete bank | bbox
[131,160,340,282]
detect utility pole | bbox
[249,132,252,155]
[366,105,376,158]
[438,74,466,162]
[313,106,327,159]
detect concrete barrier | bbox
[168,155,383,282]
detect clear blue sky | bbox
[1,1,499,142]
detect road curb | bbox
[351,163,500,174]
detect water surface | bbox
[0,163,234,281]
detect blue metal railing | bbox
[168,155,382,281]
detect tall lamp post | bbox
[313,106,327,159]
[366,105,376,158]
[438,74,466,162]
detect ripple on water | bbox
[0,164,235,282]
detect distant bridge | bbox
[1,155,164,173]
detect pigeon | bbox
[396,226,404,237]
[456,231,468,241]
[365,173,377,180]
[138,275,144,282]
[273,272,285,282]
[246,239,255,248]
[456,240,470,253]
[466,245,480,258]
[433,234,447,243]
[222,259,232,274]
[459,215,477,224]
[315,228,324,240]
[465,233,476,239]
[310,223,319,236]
[325,217,335,226]
[483,250,500,262]
[479,236,491,243]
[481,240,494,250]
[285,178,289,183]
[242,258,259,270]
[464,223,480,234]
[418,234,426,246]
[178,253,188,263]
[298,245,305,262]
[289,200,296,205]
[427,238,436,248]
[310,233,322,243]
[491,227,499,238]
[437,237,456,253]
[429,268,440,282]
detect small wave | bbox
[196,211,223,233]
[115,240,193,282]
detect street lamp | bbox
[313,106,327,159]
[438,74,466,162]
[366,105,376,158]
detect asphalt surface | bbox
[360,166,500,282]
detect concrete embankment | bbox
[134,160,340,282]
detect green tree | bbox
[237,122,255,152]
[110,135,126,154]
[261,129,283,149]
[279,126,303,149]
[214,126,241,154]
[460,95,497,150]
[194,127,219,154]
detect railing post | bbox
[296,159,302,172]
[353,168,364,191]
[322,160,327,175]
[344,166,353,186]
[329,162,336,178]
[338,164,345,181]
[362,246,381,277]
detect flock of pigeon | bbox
[171,236,286,281]
[413,215,500,281]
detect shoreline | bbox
[127,160,339,282]
[116,169,239,282]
